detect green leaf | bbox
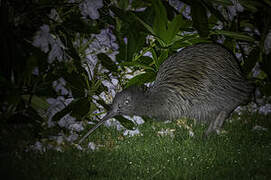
[52,98,91,121]
[52,103,73,122]
[263,0,271,7]
[242,47,259,76]
[110,6,135,24]
[96,99,111,111]
[157,49,169,68]
[126,30,146,62]
[206,0,233,6]
[62,12,99,34]
[89,102,98,114]
[152,0,168,40]
[22,95,50,112]
[137,56,154,65]
[97,53,118,72]
[125,71,156,88]
[120,62,155,71]
[70,98,91,119]
[202,0,227,23]
[191,1,209,37]
[261,53,271,80]
[119,55,155,71]
[115,115,135,130]
[56,26,81,60]
[210,30,255,42]
[63,71,87,98]
[151,48,158,69]
[170,35,211,51]
[239,0,259,12]
[118,0,130,9]
[96,99,135,130]
[165,14,184,44]
[134,15,155,35]
[261,82,271,96]
[95,83,108,95]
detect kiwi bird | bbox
[79,43,253,143]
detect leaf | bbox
[120,55,155,71]
[126,30,146,62]
[96,99,111,111]
[151,48,158,69]
[137,56,153,65]
[263,0,271,7]
[134,15,155,35]
[22,95,50,112]
[261,53,271,80]
[56,26,81,60]
[70,98,91,119]
[157,49,169,68]
[62,12,99,34]
[242,47,259,76]
[97,53,118,72]
[210,30,255,42]
[239,0,259,12]
[52,98,91,121]
[118,0,130,9]
[205,0,233,6]
[191,1,209,37]
[52,103,73,122]
[95,83,108,95]
[165,14,184,44]
[261,82,271,96]
[170,36,211,51]
[201,0,227,23]
[63,71,87,98]
[119,61,155,71]
[152,0,168,40]
[115,115,135,130]
[125,71,156,88]
[96,100,135,130]
[89,102,98,114]
[110,6,135,24]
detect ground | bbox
[1,111,271,179]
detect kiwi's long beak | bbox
[78,110,116,144]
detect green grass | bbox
[1,112,271,180]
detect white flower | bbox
[31,141,46,153]
[56,136,64,145]
[32,24,52,53]
[252,62,261,78]
[104,118,124,131]
[48,9,62,23]
[32,67,39,75]
[264,30,271,54]
[66,133,79,142]
[88,142,97,150]
[157,128,175,138]
[252,125,268,131]
[68,122,84,132]
[189,130,194,137]
[52,78,69,95]
[48,37,65,63]
[89,28,119,52]
[33,25,65,63]
[123,128,141,137]
[80,0,103,20]
[259,104,271,115]
[169,0,184,12]
[46,97,74,127]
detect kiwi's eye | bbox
[124,99,129,105]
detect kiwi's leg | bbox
[204,111,227,137]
